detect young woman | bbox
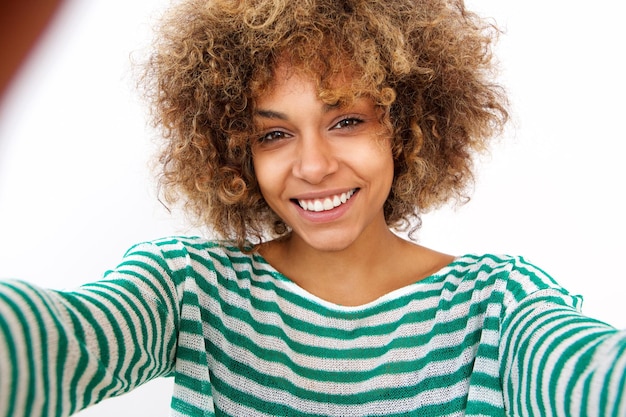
[1,0,624,416]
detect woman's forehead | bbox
[257,60,364,105]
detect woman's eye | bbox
[332,118,363,129]
[258,130,288,143]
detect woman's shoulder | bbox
[120,235,261,269]
[446,253,581,311]
[126,235,250,254]
[448,253,551,278]
[446,253,562,288]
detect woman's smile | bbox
[294,188,357,212]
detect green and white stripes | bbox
[0,252,178,417]
[1,236,624,416]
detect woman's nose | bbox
[292,132,339,184]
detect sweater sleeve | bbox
[0,242,182,417]
[499,260,626,417]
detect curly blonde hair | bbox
[142,0,508,248]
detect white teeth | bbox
[297,189,356,212]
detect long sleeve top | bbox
[1,236,624,416]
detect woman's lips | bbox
[295,189,357,212]
[291,189,360,223]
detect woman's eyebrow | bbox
[255,103,340,120]
[255,109,287,120]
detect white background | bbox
[0,1,624,416]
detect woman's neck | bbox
[259,227,454,306]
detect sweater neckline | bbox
[251,251,466,312]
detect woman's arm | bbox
[0,242,181,417]
[500,289,626,417]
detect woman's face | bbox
[251,64,395,252]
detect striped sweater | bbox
[0,236,624,416]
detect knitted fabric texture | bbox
[1,236,624,416]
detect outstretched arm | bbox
[501,289,626,417]
[0,242,181,417]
